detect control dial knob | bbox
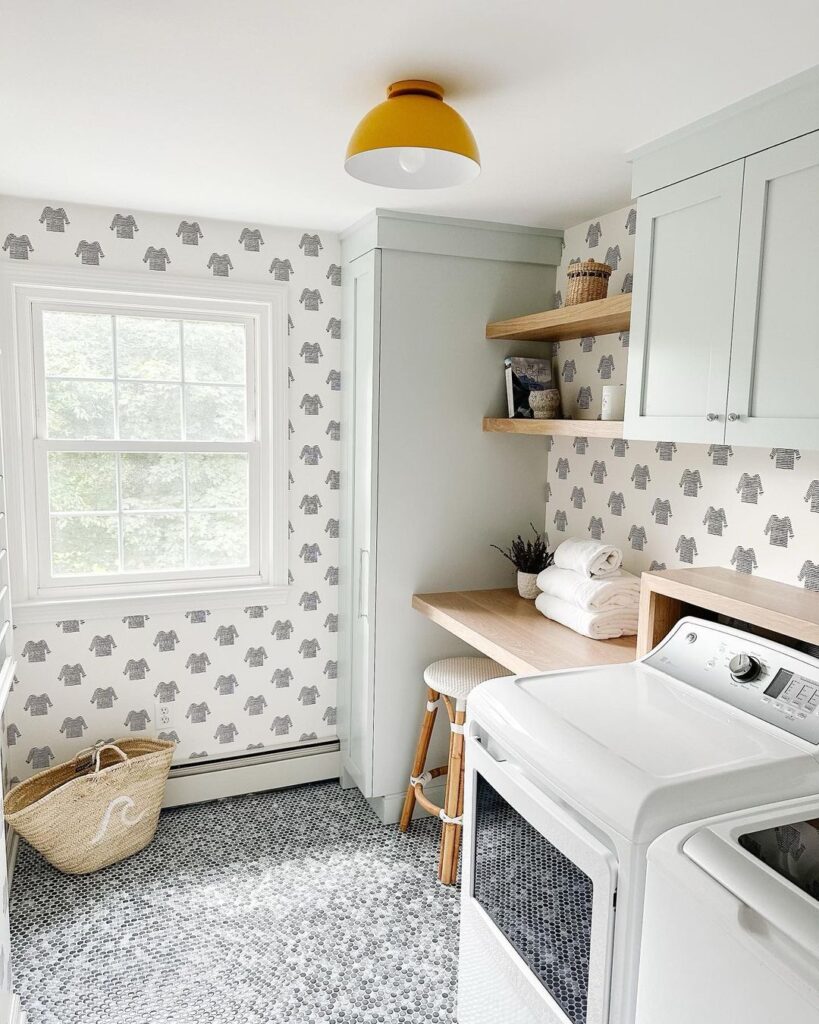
[729,652,762,682]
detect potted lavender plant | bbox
[492,524,553,599]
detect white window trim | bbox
[0,263,290,622]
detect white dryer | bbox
[635,794,819,1023]
[457,616,819,1024]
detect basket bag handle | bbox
[74,741,129,775]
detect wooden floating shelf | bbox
[487,294,631,343]
[483,417,624,438]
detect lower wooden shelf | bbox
[483,417,624,438]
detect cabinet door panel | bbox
[624,161,744,442]
[727,130,819,448]
[338,249,380,796]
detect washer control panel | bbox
[643,617,819,744]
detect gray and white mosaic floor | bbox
[10,781,459,1024]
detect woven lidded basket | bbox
[4,738,174,874]
[565,259,612,305]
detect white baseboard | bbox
[8,995,23,1024]
[367,779,447,826]
[162,743,341,807]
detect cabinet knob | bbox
[706,413,720,422]
[727,412,741,421]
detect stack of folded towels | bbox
[534,538,640,640]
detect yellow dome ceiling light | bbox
[345,80,480,189]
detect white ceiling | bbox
[3,0,819,232]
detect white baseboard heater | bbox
[163,740,341,807]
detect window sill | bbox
[12,584,291,624]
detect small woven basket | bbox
[565,259,612,305]
[4,738,174,874]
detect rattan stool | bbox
[399,656,506,885]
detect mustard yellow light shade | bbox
[345,81,480,189]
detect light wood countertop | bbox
[412,588,637,676]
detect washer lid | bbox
[470,663,819,843]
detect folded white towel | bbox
[535,566,640,611]
[535,592,638,640]
[553,538,622,578]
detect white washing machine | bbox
[635,794,819,1023]
[457,615,819,1024]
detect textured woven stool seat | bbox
[423,657,507,700]
[400,655,509,885]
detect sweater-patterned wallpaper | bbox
[0,196,341,784]
[546,204,819,591]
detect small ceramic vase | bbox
[528,388,562,419]
[517,571,540,600]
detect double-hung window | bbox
[2,271,288,616]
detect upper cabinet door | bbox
[726,130,819,448]
[624,161,744,443]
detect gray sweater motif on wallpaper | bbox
[299,234,323,257]
[770,448,800,470]
[58,663,85,686]
[737,473,764,504]
[631,465,650,490]
[675,536,698,564]
[75,240,104,265]
[269,257,294,281]
[124,709,150,731]
[110,213,137,238]
[679,469,703,497]
[650,499,672,526]
[60,716,88,739]
[90,686,117,708]
[211,676,237,697]
[23,694,52,717]
[271,619,294,641]
[271,668,293,688]
[154,681,180,702]
[707,445,733,466]
[3,234,33,260]
[244,695,268,716]
[143,246,171,270]
[176,221,203,245]
[764,515,794,548]
[40,206,70,232]
[607,491,626,516]
[703,506,728,537]
[238,228,264,251]
[730,546,758,575]
[299,288,323,311]
[22,641,50,663]
[123,658,149,680]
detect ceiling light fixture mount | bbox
[345,79,480,190]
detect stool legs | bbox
[399,687,440,832]
[438,696,466,886]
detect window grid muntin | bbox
[46,449,250,578]
[42,313,248,445]
[35,303,258,587]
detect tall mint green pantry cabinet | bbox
[625,67,819,450]
[338,212,562,822]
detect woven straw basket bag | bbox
[4,738,174,875]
